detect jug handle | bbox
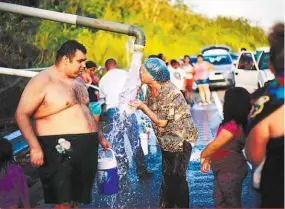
[107,148,117,161]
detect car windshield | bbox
[254,52,261,61]
[259,52,269,70]
[230,53,238,60]
[237,53,255,70]
[203,54,232,65]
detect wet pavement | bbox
[7,94,259,208]
[37,101,258,208]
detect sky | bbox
[176,0,284,32]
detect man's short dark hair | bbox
[105,58,117,68]
[241,48,247,51]
[268,23,284,74]
[55,40,87,64]
[197,54,203,59]
[170,59,178,66]
[157,53,164,60]
[148,54,157,58]
[86,61,97,69]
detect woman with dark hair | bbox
[80,60,101,122]
[200,87,251,207]
[245,23,284,208]
[0,139,30,208]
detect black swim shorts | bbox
[37,132,99,204]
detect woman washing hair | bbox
[129,58,198,208]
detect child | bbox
[0,139,30,208]
[200,87,251,207]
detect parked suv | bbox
[235,48,275,92]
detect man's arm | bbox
[15,74,46,166]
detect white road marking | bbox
[212,91,223,119]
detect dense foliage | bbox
[0,0,268,121]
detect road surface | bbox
[10,91,259,208]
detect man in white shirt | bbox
[168,59,186,95]
[99,58,151,180]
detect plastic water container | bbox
[140,133,148,155]
[97,149,119,195]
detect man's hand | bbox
[30,147,44,167]
[201,159,211,173]
[100,137,111,151]
[128,99,145,110]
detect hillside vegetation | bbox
[1,0,268,69]
[0,0,268,121]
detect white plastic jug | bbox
[97,149,119,195]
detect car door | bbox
[257,52,275,87]
[235,52,259,92]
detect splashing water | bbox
[118,51,143,115]
[95,49,146,207]
[103,50,144,177]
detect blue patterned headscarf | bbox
[143,58,170,82]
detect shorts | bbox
[195,78,210,85]
[185,79,194,88]
[89,102,102,115]
[37,133,99,204]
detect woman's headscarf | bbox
[143,58,170,82]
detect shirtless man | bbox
[15,40,110,208]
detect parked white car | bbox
[235,49,274,92]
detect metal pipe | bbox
[0,2,146,46]
[0,67,100,91]
[0,67,38,78]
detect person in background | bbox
[129,58,198,208]
[194,54,214,105]
[168,59,186,96]
[245,23,284,208]
[86,61,100,85]
[99,58,151,180]
[183,55,195,105]
[80,61,101,122]
[157,53,168,66]
[148,54,158,58]
[200,87,251,208]
[0,139,30,208]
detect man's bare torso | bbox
[33,68,97,136]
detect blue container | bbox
[97,149,119,195]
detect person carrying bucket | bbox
[99,58,152,180]
[129,58,198,208]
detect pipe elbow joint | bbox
[129,25,146,47]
